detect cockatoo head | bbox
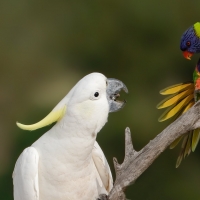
[16,73,128,134]
[62,73,127,133]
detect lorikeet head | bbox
[180,22,200,60]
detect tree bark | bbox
[99,101,200,200]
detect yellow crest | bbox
[16,105,66,131]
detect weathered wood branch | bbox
[99,101,200,200]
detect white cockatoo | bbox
[13,72,128,200]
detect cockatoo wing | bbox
[13,147,39,200]
[92,141,113,193]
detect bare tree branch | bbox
[99,101,200,200]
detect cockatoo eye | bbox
[90,90,101,100]
[94,92,99,97]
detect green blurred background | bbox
[1,0,200,199]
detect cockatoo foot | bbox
[97,194,108,200]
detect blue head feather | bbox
[180,25,200,53]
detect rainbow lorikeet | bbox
[157,59,200,167]
[157,22,200,167]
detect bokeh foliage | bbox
[1,0,200,199]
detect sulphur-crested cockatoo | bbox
[13,72,128,200]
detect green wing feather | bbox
[160,82,194,95]
[157,88,194,109]
[170,136,183,149]
[158,82,194,121]
[157,82,197,167]
[158,94,194,122]
[175,133,191,168]
[175,135,187,168]
[181,101,195,114]
[184,132,192,158]
[192,128,200,152]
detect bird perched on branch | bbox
[157,22,200,167]
[13,73,128,200]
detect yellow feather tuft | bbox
[157,89,193,109]
[160,83,194,95]
[181,101,194,114]
[158,94,193,122]
[194,22,200,38]
[184,133,192,158]
[192,128,200,152]
[16,105,66,131]
[175,134,188,168]
[170,136,183,149]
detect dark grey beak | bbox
[106,78,128,112]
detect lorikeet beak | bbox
[183,51,193,60]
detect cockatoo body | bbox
[13,73,128,200]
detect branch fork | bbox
[98,101,200,200]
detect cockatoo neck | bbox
[45,122,96,165]
[60,99,109,137]
[55,113,99,140]
[59,110,108,137]
[46,105,109,163]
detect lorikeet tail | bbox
[157,82,197,167]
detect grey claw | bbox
[97,194,108,200]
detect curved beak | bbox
[183,51,193,60]
[106,78,128,112]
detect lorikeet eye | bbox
[186,41,191,47]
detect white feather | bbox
[13,73,113,200]
[92,141,113,192]
[13,147,39,200]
